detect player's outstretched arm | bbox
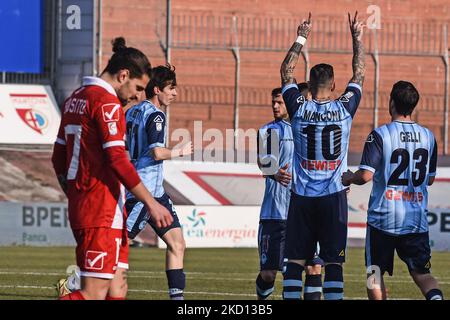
[348,11,365,86]
[152,141,193,161]
[280,13,312,87]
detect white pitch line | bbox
[0,285,421,300]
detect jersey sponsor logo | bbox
[84,251,107,270]
[153,115,164,123]
[108,122,118,135]
[385,189,424,202]
[301,159,342,171]
[16,108,48,134]
[366,134,375,143]
[102,103,121,122]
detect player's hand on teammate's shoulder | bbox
[297,12,312,39]
[348,11,365,41]
[274,163,292,187]
[146,200,173,229]
[341,169,354,187]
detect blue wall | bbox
[0,0,43,73]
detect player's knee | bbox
[306,265,322,275]
[260,270,277,283]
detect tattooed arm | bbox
[280,13,312,87]
[348,11,365,87]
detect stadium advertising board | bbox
[0,85,60,144]
[0,202,75,246]
[0,202,448,250]
[158,206,260,248]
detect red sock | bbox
[106,295,125,300]
[59,290,85,300]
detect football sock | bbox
[167,269,185,300]
[256,274,275,300]
[323,264,344,300]
[304,274,322,300]
[425,288,443,300]
[282,262,304,300]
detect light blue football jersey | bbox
[125,100,166,199]
[258,119,294,220]
[360,121,437,235]
[282,83,362,197]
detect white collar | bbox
[82,76,117,97]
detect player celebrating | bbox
[125,64,193,300]
[52,37,173,300]
[256,85,323,300]
[280,12,365,300]
[342,81,444,300]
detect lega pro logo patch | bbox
[102,104,121,122]
[85,251,107,270]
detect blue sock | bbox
[166,269,185,300]
[256,274,275,300]
[304,274,322,300]
[282,262,304,300]
[323,264,344,300]
[425,288,443,300]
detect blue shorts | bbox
[365,225,431,276]
[259,219,324,271]
[126,193,181,239]
[285,190,348,263]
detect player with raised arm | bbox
[256,85,323,300]
[280,12,365,300]
[52,38,173,300]
[342,81,443,300]
[125,64,193,300]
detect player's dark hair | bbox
[390,81,420,116]
[102,37,152,79]
[309,63,334,88]
[271,87,282,97]
[297,82,309,97]
[145,64,177,98]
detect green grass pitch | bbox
[0,246,448,300]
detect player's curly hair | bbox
[102,37,152,79]
[145,63,177,98]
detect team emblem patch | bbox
[339,91,354,103]
[85,251,107,270]
[366,134,375,143]
[102,103,121,122]
[108,122,118,135]
[296,95,305,105]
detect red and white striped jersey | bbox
[52,77,141,230]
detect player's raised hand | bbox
[348,11,364,41]
[297,12,312,39]
[274,163,292,187]
[341,169,354,187]
[146,200,174,229]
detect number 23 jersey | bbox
[360,121,437,235]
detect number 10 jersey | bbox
[359,121,437,235]
[282,83,362,197]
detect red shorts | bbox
[73,227,129,279]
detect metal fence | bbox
[168,13,449,154]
